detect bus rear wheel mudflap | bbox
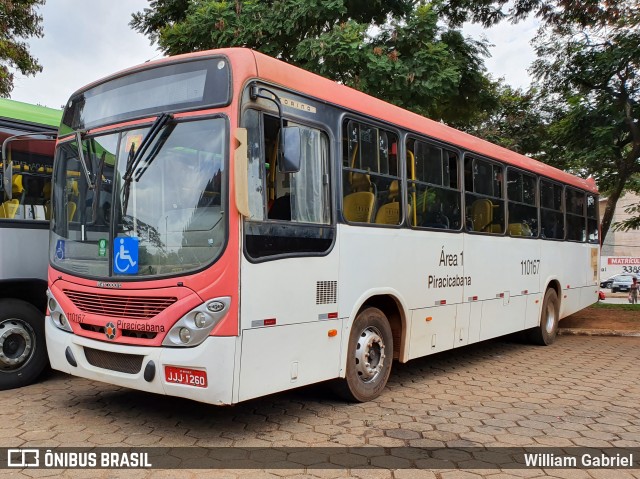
[334,306,394,402]
[0,299,48,390]
[527,288,560,346]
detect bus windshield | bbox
[50,117,227,279]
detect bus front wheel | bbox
[527,288,560,346]
[0,299,48,390]
[333,307,393,402]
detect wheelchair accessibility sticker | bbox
[114,237,139,274]
[55,239,65,260]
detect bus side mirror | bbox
[280,127,302,174]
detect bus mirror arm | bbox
[249,84,302,174]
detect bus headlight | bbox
[163,296,231,347]
[47,289,73,333]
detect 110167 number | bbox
[521,259,540,275]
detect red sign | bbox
[608,258,640,265]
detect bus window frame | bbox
[505,166,539,239]
[405,134,463,233]
[463,153,506,236]
[539,177,566,241]
[340,115,404,228]
[565,185,587,243]
[240,103,337,264]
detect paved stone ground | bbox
[1,335,640,478]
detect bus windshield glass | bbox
[50,117,227,279]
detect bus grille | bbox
[64,290,177,320]
[83,347,144,374]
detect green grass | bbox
[591,302,640,311]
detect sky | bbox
[10,0,539,111]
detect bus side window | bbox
[406,138,460,230]
[506,168,538,237]
[243,108,333,259]
[342,120,401,225]
[540,180,564,239]
[464,157,505,234]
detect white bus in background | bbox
[0,98,60,389]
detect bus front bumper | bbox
[46,316,237,405]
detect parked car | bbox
[600,275,617,288]
[611,274,638,293]
[601,273,640,289]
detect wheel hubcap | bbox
[354,326,386,383]
[0,319,34,371]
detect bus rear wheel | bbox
[333,307,393,402]
[0,299,48,390]
[527,288,560,346]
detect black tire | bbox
[333,307,393,402]
[612,287,618,293]
[527,288,560,346]
[0,299,48,390]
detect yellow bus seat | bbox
[344,191,375,223]
[508,222,532,237]
[43,182,52,220]
[0,199,19,219]
[350,172,372,192]
[471,198,495,232]
[12,175,24,195]
[375,201,399,224]
[375,180,402,225]
[68,201,77,221]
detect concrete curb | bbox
[559,328,640,337]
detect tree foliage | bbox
[131,0,499,126]
[464,84,551,157]
[529,3,640,242]
[0,0,45,97]
[442,0,639,243]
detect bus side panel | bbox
[238,248,342,400]
[408,304,457,360]
[539,241,597,319]
[0,224,48,281]
[463,235,541,341]
[337,226,464,315]
[237,319,342,402]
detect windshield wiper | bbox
[123,113,173,183]
[121,113,173,214]
[75,131,95,190]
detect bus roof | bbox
[73,47,598,195]
[0,98,62,129]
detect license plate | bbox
[164,366,208,388]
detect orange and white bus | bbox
[46,48,599,405]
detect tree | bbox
[131,0,499,126]
[0,0,45,97]
[440,0,639,243]
[464,84,551,157]
[529,5,639,242]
